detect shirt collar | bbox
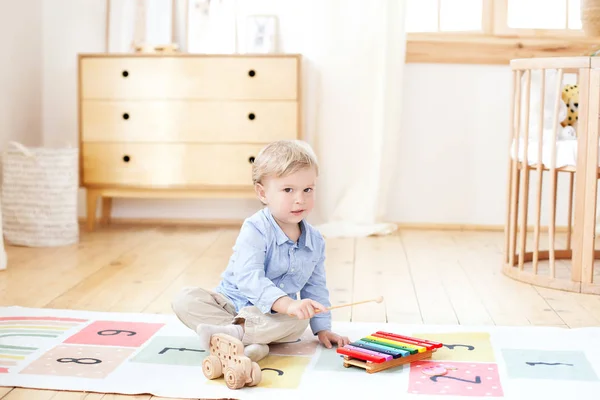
[263,207,313,251]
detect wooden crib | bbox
[504,56,600,295]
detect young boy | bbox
[171,140,350,362]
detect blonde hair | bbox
[252,140,319,184]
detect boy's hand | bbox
[286,298,327,319]
[317,330,351,349]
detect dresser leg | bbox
[86,189,101,231]
[101,197,112,225]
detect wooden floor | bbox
[1,224,600,399]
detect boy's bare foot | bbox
[196,323,243,349]
[244,344,269,362]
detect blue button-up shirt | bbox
[215,207,331,335]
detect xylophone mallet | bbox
[316,296,384,313]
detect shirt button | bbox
[291,268,295,272]
[280,283,285,288]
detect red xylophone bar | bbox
[345,344,393,362]
[376,331,443,349]
[337,346,387,363]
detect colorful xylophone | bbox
[336,331,444,373]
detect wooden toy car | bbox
[202,333,262,389]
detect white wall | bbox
[393,63,575,227]
[40,0,536,227]
[392,63,512,225]
[0,0,42,150]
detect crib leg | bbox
[518,70,532,270]
[507,70,523,268]
[580,69,600,286]
[504,70,520,265]
[572,67,591,284]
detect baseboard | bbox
[78,217,244,228]
[78,217,570,233]
[395,223,570,233]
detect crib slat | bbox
[548,68,564,278]
[581,68,600,285]
[508,70,523,267]
[572,68,590,284]
[532,69,546,273]
[504,70,518,265]
[518,70,532,270]
[566,171,574,250]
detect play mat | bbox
[0,306,599,399]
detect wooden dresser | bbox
[78,54,302,230]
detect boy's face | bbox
[255,166,317,227]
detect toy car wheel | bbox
[224,366,245,390]
[202,355,222,380]
[248,362,262,386]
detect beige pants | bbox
[171,286,309,346]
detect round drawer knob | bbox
[248,156,255,164]
[248,113,255,120]
[122,70,129,77]
[248,69,256,77]
[122,113,129,120]
[123,155,131,162]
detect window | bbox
[405,0,598,65]
[497,0,583,36]
[505,0,581,30]
[407,0,486,33]
[407,0,582,35]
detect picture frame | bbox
[244,15,278,54]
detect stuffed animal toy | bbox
[559,125,577,140]
[561,84,579,128]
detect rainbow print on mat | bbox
[0,344,37,372]
[0,316,88,373]
[0,316,88,339]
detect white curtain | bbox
[301,0,407,238]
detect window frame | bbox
[406,0,597,65]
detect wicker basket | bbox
[1,142,79,247]
[582,0,600,36]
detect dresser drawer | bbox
[80,56,299,100]
[81,100,298,143]
[82,143,262,187]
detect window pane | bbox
[568,0,582,29]
[406,0,438,32]
[508,0,567,29]
[440,0,483,31]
